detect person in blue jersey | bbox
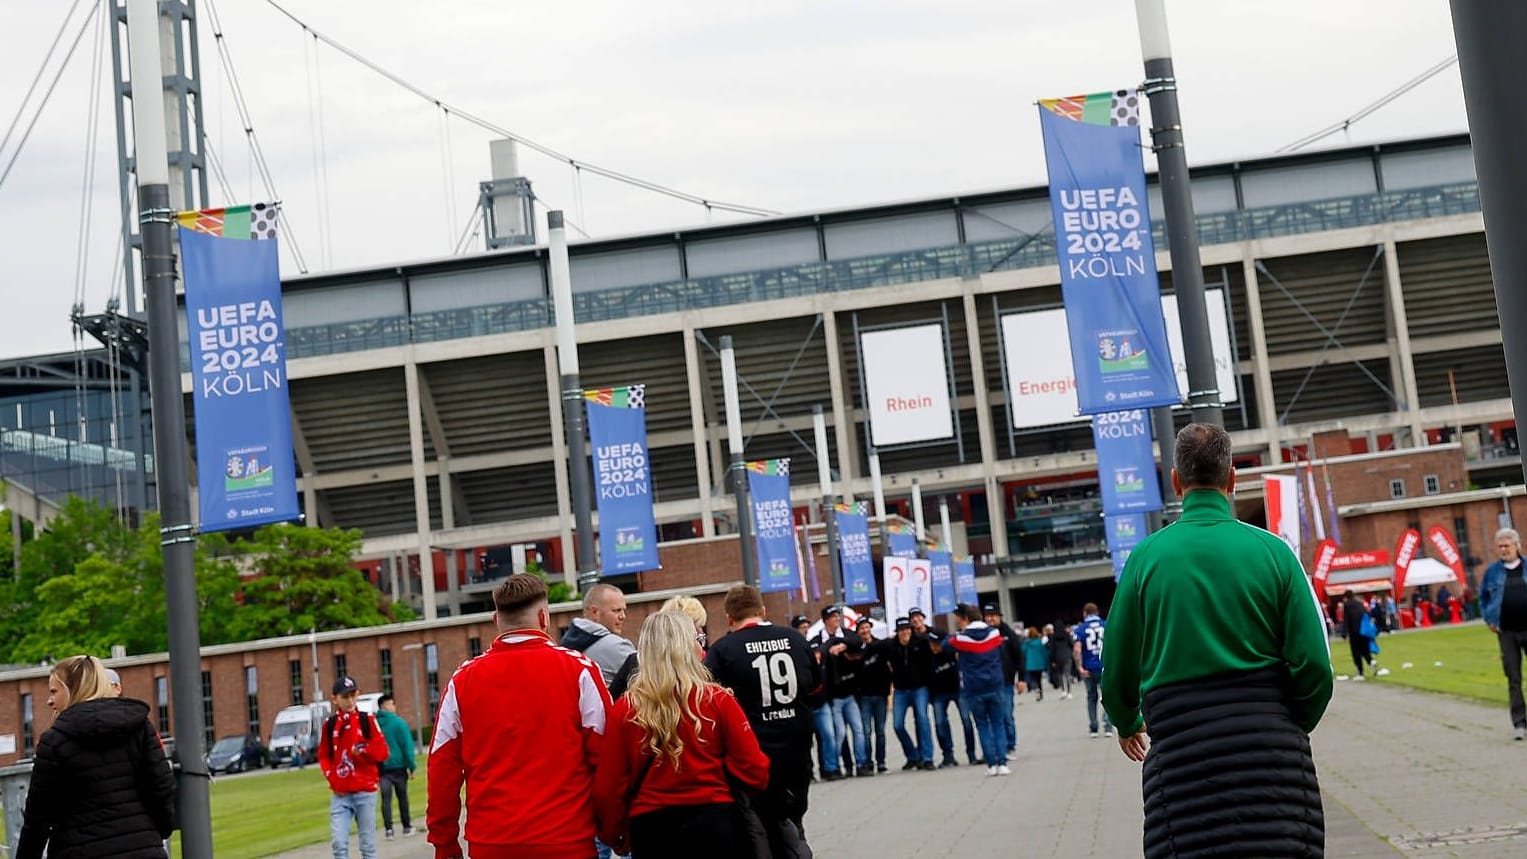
[1072,603,1112,737]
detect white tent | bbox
[1402,557,1460,588]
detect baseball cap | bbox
[908,606,925,618]
[105,668,121,687]
[894,617,913,631]
[332,676,359,696]
[982,603,1000,615]
[790,614,810,628]
[821,605,843,620]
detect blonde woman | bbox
[16,655,175,859]
[660,594,710,652]
[593,611,770,858]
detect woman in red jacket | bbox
[594,611,770,858]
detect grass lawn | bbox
[1332,621,1507,706]
[167,754,425,859]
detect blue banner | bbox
[954,556,978,605]
[1093,409,1162,515]
[1107,512,1148,582]
[1039,100,1181,414]
[181,229,299,532]
[586,386,660,575]
[928,550,956,615]
[836,506,879,605]
[748,460,801,594]
[886,529,918,558]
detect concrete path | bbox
[270,676,1527,858]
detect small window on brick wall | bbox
[1424,474,1441,496]
[1389,479,1406,499]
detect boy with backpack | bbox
[318,677,389,859]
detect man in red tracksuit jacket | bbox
[319,676,390,859]
[427,573,613,859]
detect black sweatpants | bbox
[1348,635,1373,675]
[1499,627,1527,728]
[378,769,411,830]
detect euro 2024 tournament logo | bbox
[1097,330,1149,374]
[224,445,275,494]
[1115,517,1138,539]
[613,527,645,555]
[1114,465,1145,495]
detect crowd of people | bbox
[415,571,1113,858]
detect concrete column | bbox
[544,344,577,589]
[683,328,717,537]
[960,291,1009,558]
[303,484,319,528]
[1382,236,1425,443]
[404,358,439,620]
[1241,251,1282,463]
[389,556,402,602]
[694,338,728,502]
[439,463,459,613]
[820,312,857,487]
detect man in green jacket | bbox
[1103,422,1333,857]
[374,694,417,839]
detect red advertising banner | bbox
[1311,539,1339,601]
[1330,549,1391,570]
[1393,529,1422,593]
[1426,526,1467,588]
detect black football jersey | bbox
[704,622,819,756]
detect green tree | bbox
[225,523,411,639]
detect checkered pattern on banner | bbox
[747,458,790,476]
[1110,89,1140,127]
[250,202,279,240]
[625,384,645,409]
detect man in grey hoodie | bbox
[560,583,638,698]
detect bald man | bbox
[560,583,638,697]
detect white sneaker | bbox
[986,765,998,776]
[996,764,1011,776]
[1104,729,1114,737]
[1090,731,1100,738]
[1353,675,1366,682]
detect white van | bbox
[356,692,383,715]
[267,701,331,766]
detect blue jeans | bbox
[1001,683,1017,752]
[931,691,975,761]
[892,686,933,763]
[813,703,841,773]
[1084,673,1112,733]
[830,696,868,769]
[963,689,1009,768]
[330,791,378,859]
[857,695,888,767]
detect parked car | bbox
[206,734,263,774]
[267,702,331,766]
[357,692,383,715]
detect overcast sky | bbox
[0,0,1468,360]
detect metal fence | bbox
[272,181,1480,360]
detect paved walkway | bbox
[273,677,1527,858]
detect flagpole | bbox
[126,0,213,854]
[813,405,844,602]
[721,336,756,586]
[1134,0,1223,427]
[548,211,598,591]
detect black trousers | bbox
[1347,636,1372,675]
[378,769,411,830]
[1499,628,1527,728]
[629,803,736,859]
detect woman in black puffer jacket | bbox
[16,655,176,859]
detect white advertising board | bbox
[861,323,955,446]
[1002,289,1237,429]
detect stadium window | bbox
[156,676,170,736]
[289,659,304,705]
[334,654,348,684]
[469,637,482,658]
[1389,479,1406,499]
[20,693,34,758]
[380,648,393,697]
[245,666,260,735]
[1424,474,1441,496]
[426,643,441,713]
[201,670,216,750]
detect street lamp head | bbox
[1134,0,1173,62]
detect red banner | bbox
[1427,525,1467,588]
[1311,539,1339,601]
[1330,549,1391,570]
[1394,529,1422,592]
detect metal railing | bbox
[252,181,1480,360]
